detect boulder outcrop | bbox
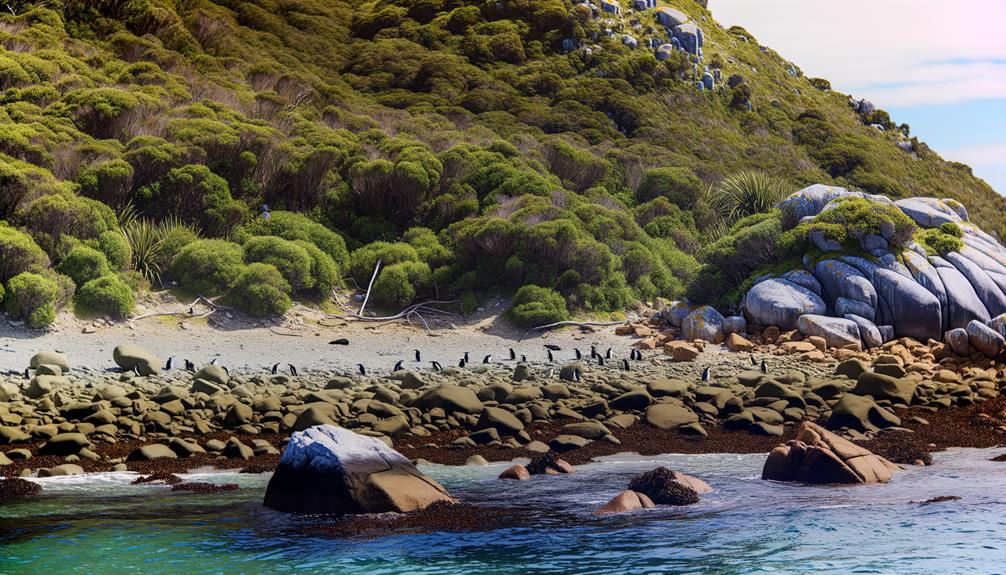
[762,422,899,484]
[263,425,454,514]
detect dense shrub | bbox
[155,224,199,272]
[57,245,110,287]
[507,285,569,327]
[238,211,349,270]
[77,159,134,207]
[636,167,704,208]
[4,272,59,328]
[348,241,421,283]
[709,172,791,224]
[19,192,116,254]
[91,230,132,271]
[810,197,916,250]
[168,239,244,295]
[228,263,292,316]
[0,224,49,283]
[76,274,135,318]
[915,222,964,256]
[243,236,314,291]
[371,261,432,307]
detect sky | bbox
[712,0,1006,194]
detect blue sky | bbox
[713,0,1006,194]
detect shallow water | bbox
[2,448,1006,575]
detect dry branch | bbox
[519,320,625,340]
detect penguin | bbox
[188,306,195,315]
[547,349,554,362]
[414,350,421,362]
[210,358,218,365]
[632,349,642,361]
[544,344,561,351]
[572,369,581,383]
[222,366,230,376]
[483,354,492,364]
[750,354,758,366]
[701,366,710,382]
[463,352,470,363]
[271,363,279,375]
[575,349,582,360]
[590,345,598,359]
[521,355,527,362]
[622,359,630,371]
[358,364,367,376]
[431,361,443,372]
[164,357,173,371]
[605,347,612,360]
[760,358,768,374]
[185,359,195,372]
[394,360,404,371]
[458,357,466,368]
[288,364,298,377]
[597,356,605,366]
[329,338,350,345]
[509,348,516,361]
[23,368,30,380]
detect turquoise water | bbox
[3,448,1006,575]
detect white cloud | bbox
[712,0,1006,108]
[942,144,1006,167]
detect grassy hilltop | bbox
[0,0,1002,328]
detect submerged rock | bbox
[626,467,706,505]
[263,425,454,515]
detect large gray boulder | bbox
[946,252,1006,317]
[681,305,725,342]
[744,278,825,329]
[29,351,70,373]
[814,260,877,311]
[778,184,891,224]
[410,385,483,415]
[796,314,861,349]
[835,297,875,321]
[966,319,1004,357]
[902,250,949,330]
[873,269,942,342]
[937,266,989,330]
[113,344,162,376]
[263,425,454,514]
[895,197,964,228]
[844,314,882,348]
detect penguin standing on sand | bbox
[288,364,298,377]
[431,361,443,372]
[575,349,582,360]
[597,356,605,366]
[761,358,768,374]
[165,357,173,371]
[701,367,710,382]
[393,360,404,371]
[463,352,470,364]
[358,364,367,376]
[272,363,279,375]
[521,355,527,362]
[414,350,421,362]
[605,347,612,360]
[750,354,758,366]
[458,357,467,368]
[590,345,598,359]
[483,354,493,364]
[546,349,554,362]
[185,360,195,372]
[622,359,631,371]
[509,348,516,361]
[23,368,30,380]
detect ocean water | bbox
[2,448,1006,575]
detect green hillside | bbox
[1,0,1002,327]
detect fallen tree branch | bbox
[268,327,305,337]
[129,295,221,321]
[519,320,625,340]
[328,300,464,329]
[358,259,381,316]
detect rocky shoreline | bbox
[3,320,1006,490]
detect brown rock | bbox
[726,333,754,352]
[596,490,652,514]
[664,341,699,361]
[499,464,531,480]
[761,422,899,485]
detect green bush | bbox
[90,230,132,271]
[348,241,420,283]
[709,172,791,224]
[636,167,704,208]
[168,239,245,295]
[155,224,199,272]
[371,260,432,307]
[19,192,116,254]
[507,285,569,328]
[229,263,292,316]
[5,272,59,328]
[238,211,349,270]
[812,197,916,250]
[243,236,314,291]
[294,240,340,295]
[57,245,111,287]
[76,274,135,318]
[0,282,4,306]
[0,224,49,283]
[915,224,963,256]
[688,211,787,305]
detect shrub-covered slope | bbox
[0,0,1001,326]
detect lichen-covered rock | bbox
[663,300,692,327]
[681,305,725,342]
[645,403,698,430]
[263,425,454,514]
[744,278,825,330]
[874,269,942,342]
[722,315,747,335]
[895,197,964,228]
[844,314,882,348]
[946,252,1006,317]
[814,260,877,311]
[853,372,916,405]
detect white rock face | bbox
[264,425,454,515]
